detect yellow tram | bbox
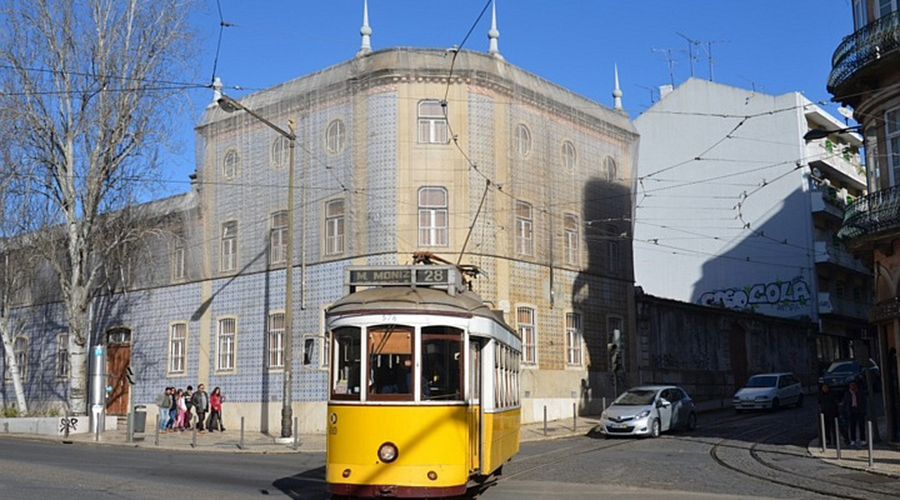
[325,264,521,498]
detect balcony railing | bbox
[839,184,900,242]
[828,10,900,91]
[818,292,869,320]
[807,138,864,180]
[813,240,871,275]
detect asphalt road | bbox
[1,406,899,499]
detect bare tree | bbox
[0,0,196,414]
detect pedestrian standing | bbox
[208,386,226,432]
[155,387,172,432]
[842,381,867,447]
[184,386,194,430]
[818,384,839,445]
[166,386,178,433]
[175,389,187,431]
[191,383,209,433]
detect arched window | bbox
[326,119,346,154]
[418,187,448,246]
[562,141,576,170]
[418,100,448,144]
[222,149,239,179]
[516,124,532,157]
[604,156,617,182]
[564,213,579,265]
[271,136,291,169]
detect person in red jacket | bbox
[208,386,226,432]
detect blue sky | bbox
[161,0,855,196]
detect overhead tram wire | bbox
[210,0,234,85]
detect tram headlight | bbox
[378,442,399,463]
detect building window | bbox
[515,124,532,157]
[325,199,345,256]
[518,306,536,365]
[888,107,900,186]
[326,119,346,154]
[268,312,285,369]
[418,187,448,246]
[271,135,290,169]
[169,323,187,374]
[607,225,620,272]
[221,221,238,272]
[853,0,868,29]
[878,0,898,19]
[223,148,239,179]
[171,239,186,281]
[56,333,69,379]
[4,337,27,382]
[418,100,448,144]
[604,156,617,182]
[515,201,534,256]
[270,211,288,265]
[564,213,579,266]
[562,141,576,170]
[566,313,583,366]
[217,318,236,371]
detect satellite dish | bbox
[838,106,854,120]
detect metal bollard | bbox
[867,420,874,468]
[154,415,160,446]
[835,417,841,460]
[126,410,134,444]
[602,397,606,410]
[819,413,826,452]
[573,402,577,431]
[293,417,299,451]
[239,416,245,450]
[543,406,548,436]
[191,424,197,448]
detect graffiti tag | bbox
[698,277,811,311]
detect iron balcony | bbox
[838,185,900,249]
[828,10,900,93]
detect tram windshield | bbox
[332,327,362,399]
[368,325,414,399]
[421,326,463,401]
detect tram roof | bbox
[327,286,517,337]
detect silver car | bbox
[732,372,803,412]
[598,385,697,438]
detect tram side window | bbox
[332,327,361,399]
[368,325,414,399]
[421,326,463,401]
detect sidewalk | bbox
[5,415,601,454]
[806,417,900,478]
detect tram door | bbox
[467,338,482,473]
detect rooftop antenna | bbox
[633,83,659,105]
[675,32,700,78]
[651,47,680,87]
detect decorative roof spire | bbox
[613,64,623,110]
[357,0,372,57]
[488,0,502,60]
[212,76,223,104]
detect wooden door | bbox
[106,344,131,415]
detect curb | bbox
[806,438,900,479]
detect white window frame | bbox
[270,211,288,265]
[171,239,186,281]
[168,322,187,375]
[220,221,238,273]
[271,135,290,169]
[887,106,900,187]
[515,201,534,257]
[566,312,583,367]
[877,0,899,19]
[516,123,532,157]
[564,213,579,266]
[604,156,617,182]
[268,311,285,370]
[562,141,576,170]
[217,317,237,372]
[318,304,331,370]
[223,148,239,180]
[418,187,449,246]
[325,199,345,256]
[853,0,868,29]
[56,333,69,380]
[5,336,28,382]
[517,306,537,366]
[326,119,346,154]
[418,100,449,144]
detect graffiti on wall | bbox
[697,276,811,314]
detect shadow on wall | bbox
[572,177,633,408]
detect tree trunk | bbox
[0,322,27,415]
[66,301,89,416]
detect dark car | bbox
[819,359,880,392]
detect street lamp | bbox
[803,125,863,142]
[217,95,296,439]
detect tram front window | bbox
[422,326,462,401]
[332,327,361,399]
[368,325,414,399]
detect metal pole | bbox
[602,397,606,410]
[154,414,160,446]
[835,417,842,460]
[191,424,197,448]
[543,406,547,436]
[240,416,245,450]
[573,402,577,431]
[293,417,299,451]
[819,413,826,453]
[868,420,874,468]
[126,408,133,443]
[281,125,296,439]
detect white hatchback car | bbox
[732,372,803,412]
[598,385,697,438]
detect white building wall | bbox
[634,79,816,320]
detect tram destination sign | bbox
[347,266,457,289]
